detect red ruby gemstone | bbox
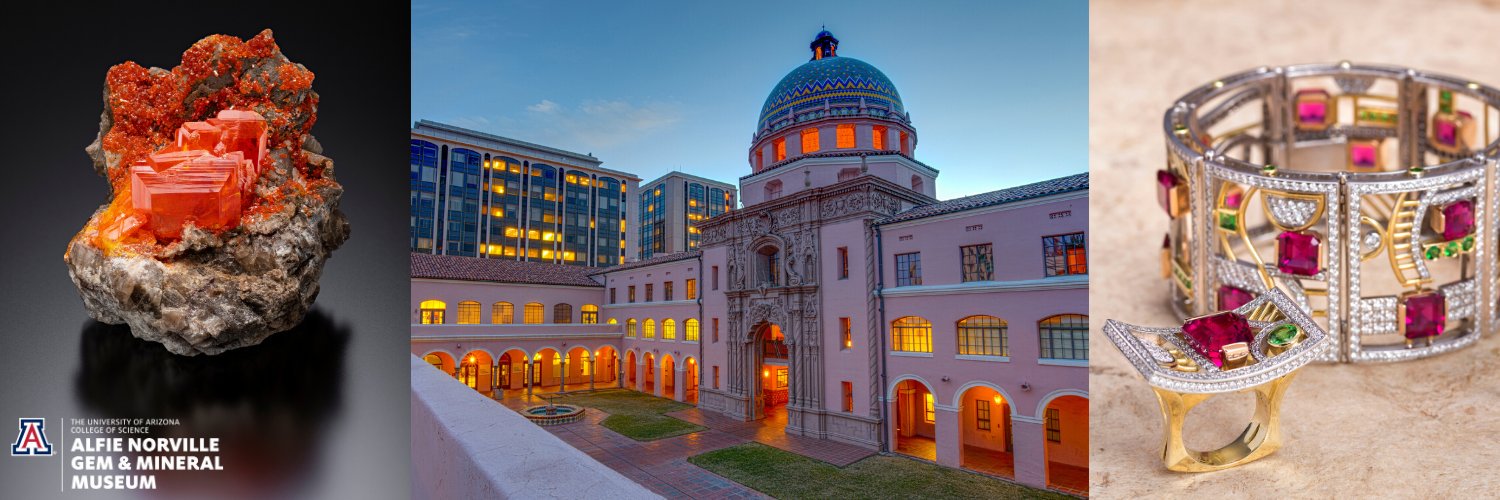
[1441,200,1475,241]
[1157,169,1180,215]
[1277,230,1322,276]
[1217,285,1254,312]
[1434,116,1458,146]
[1403,292,1446,340]
[1296,90,1328,125]
[1182,311,1253,367]
[1349,142,1378,169]
[1223,189,1242,209]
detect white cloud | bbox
[492,98,683,150]
[527,99,560,114]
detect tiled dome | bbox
[757,34,904,132]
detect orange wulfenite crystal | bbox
[126,109,267,239]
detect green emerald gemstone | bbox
[1268,324,1299,346]
[1218,211,1238,231]
[1445,241,1459,257]
[1463,235,1475,251]
[1426,246,1442,260]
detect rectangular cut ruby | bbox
[1182,311,1253,367]
[1350,142,1378,169]
[1403,292,1446,339]
[1435,117,1458,146]
[1217,285,1253,312]
[1157,170,1179,215]
[1277,230,1321,276]
[1441,200,1475,241]
[1295,89,1329,125]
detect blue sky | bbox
[412,1,1087,199]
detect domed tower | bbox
[744,29,934,206]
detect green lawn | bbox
[688,442,1073,500]
[552,389,705,441]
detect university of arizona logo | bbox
[11,418,52,456]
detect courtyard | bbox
[499,389,1079,499]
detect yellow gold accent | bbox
[1219,342,1251,369]
[1384,193,1431,288]
[1152,372,1297,472]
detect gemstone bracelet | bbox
[1155,62,1498,364]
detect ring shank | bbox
[1151,372,1296,472]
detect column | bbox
[618,355,626,389]
[1010,418,1047,490]
[935,407,961,467]
[491,361,500,399]
[560,352,569,393]
[589,356,597,391]
[525,359,533,399]
[673,365,686,402]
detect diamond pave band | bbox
[1155,63,1500,363]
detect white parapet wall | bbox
[409,354,660,499]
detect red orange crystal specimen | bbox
[128,109,267,239]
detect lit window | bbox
[836,124,855,148]
[663,319,677,340]
[923,393,935,423]
[976,400,992,430]
[524,302,544,324]
[1044,232,1089,276]
[626,318,637,337]
[872,126,887,150]
[685,319,700,342]
[775,368,788,389]
[1046,408,1062,443]
[644,319,656,339]
[1040,314,1089,360]
[456,301,480,324]
[686,279,697,300]
[958,315,1007,356]
[607,318,618,325]
[581,305,599,324]
[491,302,514,324]
[419,299,446,324]
[840,317,852,349]
[891,316,932,353]
[505,227,519,238]
[842,381,854,412]
[774,138,786,161]
[801,128,820,153]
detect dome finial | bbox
[810,28,838,61]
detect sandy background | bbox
[1089,0,1500,496]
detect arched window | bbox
[757,245,781,286]
[524,302,544,324]
[492,302,514,324]
[644,319,657,339]
[773,137,787,162]
[607,318,618,325]
[891,316,933,353]
[419,300,446,324]
[801,127,820,153]
[838,168,860,182]
[456,301,481,324]
[911,175,923,192]
[872,125,887,150]
[764,179,783,200]
[554,303,573,324]
[663,319,677,340]
[1040,314,1089,360]
[581,304,599,324]
[626,318,637,337]
[685,319,700,342]
[423,354,443,368]
[957,315,1008,356]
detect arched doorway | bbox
[642,352,656,395]
[661,354,677,400]
[496,349,529,397]
[684,357,699,404]
[564,347,590,392]
[532,348,561,394]
[625,350,637,389]
[957,384,1013,478]
[594,346,618,387]
[422,351,455,375]
[1042,394,1089,493]
[751,322,790,425]
[458,350,494,396]
[892,378,937,460]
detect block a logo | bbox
[11,418,53,456]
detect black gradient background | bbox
[0,4,411,498]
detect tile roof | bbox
[878,172,1088,225]
[589,251,701,276]
[410,253,602,287]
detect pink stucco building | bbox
[411,29,1088,493]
